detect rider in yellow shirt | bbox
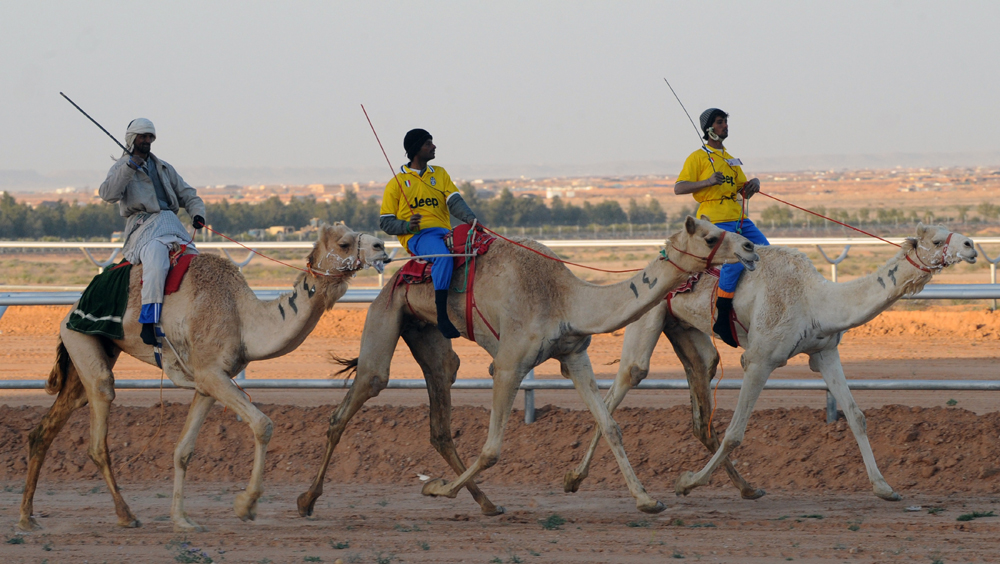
[675,108,769,348]
[379,129,481,339]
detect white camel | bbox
[19,223,388,532]
[296,217,759,517]
[563,223,977,501]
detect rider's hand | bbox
[473,221,485,232]
[192,215,206,229]
[128,157,145,170]
[408,214,422,233]
[708,171,726,186]
[741,178,760,199]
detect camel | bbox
[18,223,389,533]
[296,217,759,517]
[563,223,977,501]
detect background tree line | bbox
[4,186,997,240]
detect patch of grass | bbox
[775,515,790,521]
[156,493,169,498]
[506,550,523,563]
[418,541,429,551]
[257,559,272,564]
[848,524,860,531]
[374,552,395,564]
[671,549,685,559]
[529,550,541,556]
[6,536,25,545]
[626,519,650,528]
[376,498,389,507]
[946,399,958,406]
[43,542,53,551]
[687,522,716,528]
[393,523,421,532]
[540,513,566,530]
[303,558,321,563]
[330,541,350,550]
[957,510,995,522]
[668,518,685,526]
[489,558,502,564]
[928,507,945,515]
[3,485,24,493]
[801,514,824,519]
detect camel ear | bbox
[916,222,927,237]
[685,216,697,235]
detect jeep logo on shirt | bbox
[410,197,440,209]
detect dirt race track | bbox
[2,304,1000,562]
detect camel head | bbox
[902,223,977,271]
[666,216,759,272]
[307,222,390,278]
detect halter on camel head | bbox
[905,231,953,273]
[661,231,728,275]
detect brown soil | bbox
[3,305,1000,561]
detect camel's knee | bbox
[627,365,648,387]
[720,435,743,453]
[429,430,451,455]
[480,446,502,469]
[253,415,274,443]
[90,377,116,403]
[175,449,195,471]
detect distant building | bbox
[267,226,295,236]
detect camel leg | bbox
[561,352,665,514]
[82,380,140,528]
[564,304,667,493]
[170,391,217,532]
[297,305,404,517]
[664,321,765,500]
[809,348,900,501]
[421,361,524,500]
[675,360,773,497]
[195,377,273,523]
[400,324,504,516]
[18,356,90,531]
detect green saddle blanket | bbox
[66,263,133,340]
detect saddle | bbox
[391,224,499,342]
[664,267,746,347]
[67,245,197,341]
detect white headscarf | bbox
[124,118,156,153]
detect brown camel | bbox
[296,217,759,517]
[563,224,977,501]
[18,223,389,533]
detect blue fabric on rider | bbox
[714,219,769,294]
[407,227,453,292]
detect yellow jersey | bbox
[380,164,461,250]
[676,146,748,223]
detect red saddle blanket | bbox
[395,224,497,287]
[116,245,197,296]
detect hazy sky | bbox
[3,0,999,181]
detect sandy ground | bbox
[2,304,1000,562]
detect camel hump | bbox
[45,339,72,395]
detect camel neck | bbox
[819,253,933,332]
[565,256,686,335]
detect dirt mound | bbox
[848,309,1000,340]
[3,402,1000,495]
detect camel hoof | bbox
[741,487,766,500]
[638,500,666,514]
[421,478,458,499]
[563,471,584,493]
[674,471,697,497]
[481,505,505,517]
[296,491,318,517]
[118,517,142,529]
[173,517,207,533]
[17,516,41,532]
[876,490,901,502]
[234,492,258,521]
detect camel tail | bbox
[45,339,72,395]
[329,354,359,379]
